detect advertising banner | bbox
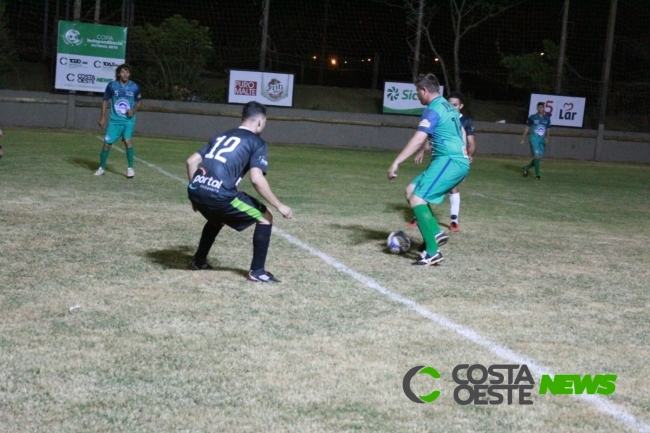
[55,21,127,92]
[382,81,444,115]
[228,70,294,107]
[528,94,586,128]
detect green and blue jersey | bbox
[103,80,141,123]
[526,113,551,144]
[417,96,467,159]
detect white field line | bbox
[108,145,649,433]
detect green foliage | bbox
[129,15,214,100]
[0,0,18,73]
[501,39,559,93]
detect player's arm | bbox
[545,127,550,144]
[249,168,292,219]
[520,125,530,145]
[128,99,142,118]
[186,152,203,182]
[98,99,109,128]
[388,131,428,179]
[414,141,430,165]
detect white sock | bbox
[450,193,460,222]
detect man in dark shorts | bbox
[186,101,293,282]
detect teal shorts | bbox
[529,140,545,158]
[105,121,135,144]
[411,157,470,205]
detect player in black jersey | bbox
[186,101,293,282]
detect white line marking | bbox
[118,147,649,433]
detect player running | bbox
[186,101,293,282]
[388,73,470,266]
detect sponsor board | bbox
[56,21,127,92]
[227,70,294,107]
[383,81,444,115]
[529,93,586,128]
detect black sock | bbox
[194,222,221,264]
[250,224,272,272]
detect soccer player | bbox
[387,73,470,266]
[445,91,475,232]
[186,101,293,282]
[95,64,142,178]
[520,101,551,180]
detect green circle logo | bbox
[403,365,441,403]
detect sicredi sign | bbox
[228,70,294,107]
[529,94,586,128]
[383,81,444,115]
[55,21,127,92]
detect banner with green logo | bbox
[382,81,444,115]
[55,21,127,92]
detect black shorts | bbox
[192,191,267,232]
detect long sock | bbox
[194,222,222,264]
[126,147,134,168]
[100,148,110,169]
[251,224,272,272]
[525,159,535,170]
[412,204,440,255]
[533,159,540,176]
[449,193,460,222]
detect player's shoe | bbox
[450,221,459,232]
[416,231,450,253]
[189,259,212,270]
[247,269,280,283]
[127,167,135,178]
[412,251,444,266]
[406,217,418,228]
[189,260,212,270]
[535,176,541,180]
[523,167,529,177]
[94,167,105,176]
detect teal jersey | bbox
[417,96,467,159]
[103,80,142,123]
[526,113,551,144]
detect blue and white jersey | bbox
[103,80,142,123]
[417,96,467,159]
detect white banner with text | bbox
[228,70,294,107]
[528,94,586,128]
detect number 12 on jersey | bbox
[205,135,242,163]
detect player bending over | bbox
[388,73,470,266]
[186,101,292,282]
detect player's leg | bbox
[405,182,418,227]
[96,123,120,175]
[523,140,535,177]
[123,122,135,178]
[411,158,469,265]
[449,185,460,232]
[217,192,279,282]
[191,204,224,269]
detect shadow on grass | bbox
[329,223,387,244]
[386,203,414,223]
[502,162,528,174]
[144,245,248,277]
[69,157,123,176]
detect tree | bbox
[393,0,526,92]
[501,39,559,93]
[448,0,526,91]
[129,15,213,100]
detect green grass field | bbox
[1,128,650,432]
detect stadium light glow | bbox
[434,58,439,62]
[313,55,317,60]
[330,58,337,66]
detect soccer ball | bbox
[387,231,411,254]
